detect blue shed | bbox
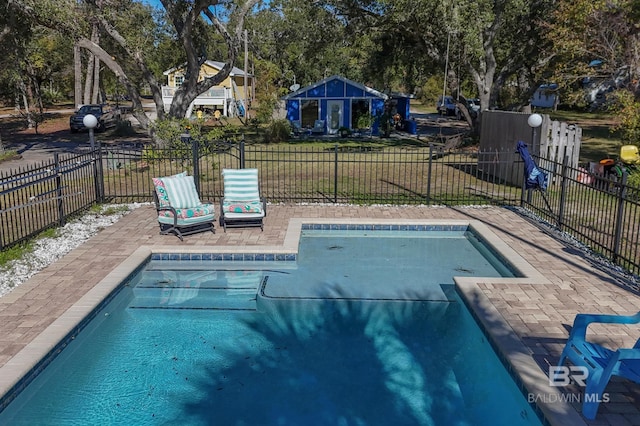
[282,75,389,135]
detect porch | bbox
[161,86,239,117]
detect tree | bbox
[542,0,640,106]
[0,2,69,131]
[10,0,259,130]
[159,0,259,119]
[326,0,554,113]
[244,0,377,123]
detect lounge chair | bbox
[219,168,266,231]
[152,172,215,240]
[556,311,640,419]
[310,119,325,135]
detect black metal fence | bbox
[1,140,639,277]
[0,151,99,249]
[525,155,640,275]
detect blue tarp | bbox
[516,141,548,191]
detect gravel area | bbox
[0,203,146,298]
[510,206,640,293]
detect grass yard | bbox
[0,101,628,166]
[547,109,623,163]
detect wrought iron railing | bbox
[1,140,639,277]
[0,151,99,249]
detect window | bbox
[351,99,371,129]
[301,100,319,128]
[174,75,184,86]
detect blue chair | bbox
[310,119,325,135]
[290,120,304,137]
[557,311,640,419]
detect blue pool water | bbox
[0,229,543,425]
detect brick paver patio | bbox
[1,204,639,425]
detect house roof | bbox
[162,60,250,77]
[282,75,388,100]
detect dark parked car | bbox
[436,95,457,116]
[466,98,481,119]
[70,104,119,133]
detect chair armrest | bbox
[615,347,640,360]
[575,312,640,327]
[157,205,179,226]
[570,311,640,340]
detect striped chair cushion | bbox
[222,168,261,202]
[152,172,187,207]
[163,175,202,208]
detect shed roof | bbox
[282,75,388,100]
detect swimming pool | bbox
[0,223,550,425]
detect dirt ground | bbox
[0,108,152,172]
[0,107,150,144]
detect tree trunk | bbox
[19,79,33,129]
[83,52,93,105]
[92,31,100,104]
[74,43,83,109]
[26,63,44,134]
[83,25,99,105]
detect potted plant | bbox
[356,114,373,131]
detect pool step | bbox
[129,270,264,311]
[129,286,257,310]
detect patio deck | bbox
[0,204,639,425]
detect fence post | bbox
[557,155,569,230]
[94,141,104,203]
[334,144,338,203]
[612,171,628,264]
[239,139,245,169]
[0,203,4,250]
[192,137,200,194]
[520,161,526,207]
[427,144,433,204]
[54,153,65,227]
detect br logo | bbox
[548,366,588,387]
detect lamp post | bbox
[527,113,543,157]
[83,114,98,152]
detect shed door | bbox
[327,100,342,135]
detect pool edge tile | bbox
[455,279,588,426]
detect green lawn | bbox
[547,110,623,163]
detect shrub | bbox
[264,119,291,143]
[41,88,63,105]
[151,118,226,148]
[111,120,136,137]
[146,117,228,170]
[627,168,640,187]
[611,90,640,144]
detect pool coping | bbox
[0,218,586,425]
